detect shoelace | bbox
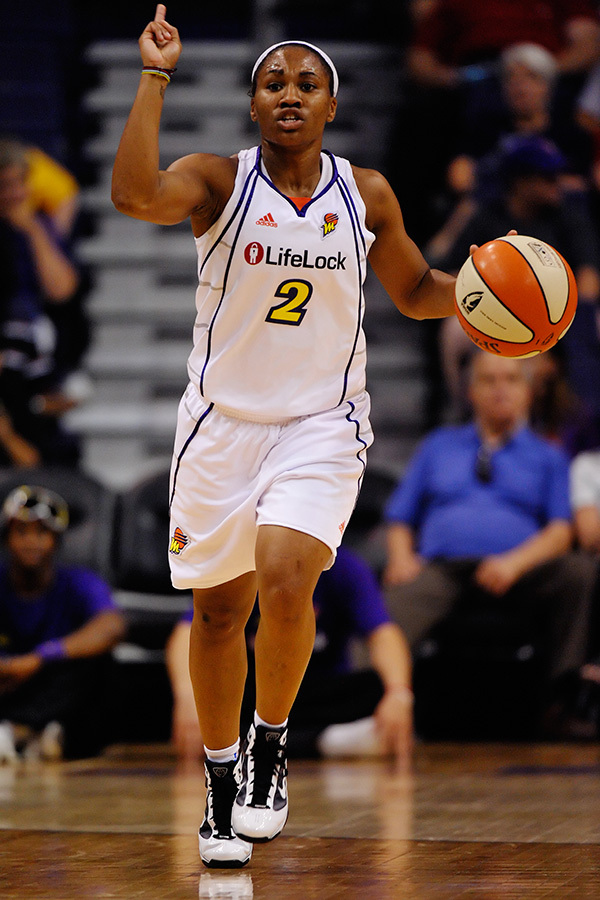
[250,739,286,807]
[208,765,238,836]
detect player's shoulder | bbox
[168,152,238,184]
[351,164,392,203]
[170,153,240,230]
[350,164,402,233]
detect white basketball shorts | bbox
[168,383,373,589]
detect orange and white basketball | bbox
[454,234,577,358]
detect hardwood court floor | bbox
[1,742,600,898]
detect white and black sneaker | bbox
[199,759,252,868]
[232,723,288,843]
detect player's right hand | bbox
[139,4,182,69]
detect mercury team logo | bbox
[169,526,190,555]
[244,241,265,265]
[321,212,339,239]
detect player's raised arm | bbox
[111,5,218,226]
[356,166,456,321]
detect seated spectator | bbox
[389,0,599,247]
[25,144,80,240]
[0,485,126,761]
[383,351,598,721]
[0,138,83,466]
[166,546,414,769]
[576,62,600,192]
[407,0,600,90]
[437,134,600,423]
[528,348,600,457]
[427,43,594,265]
[539,445,600,736]
[571,445,600,551]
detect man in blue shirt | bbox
[384,350,598,686]
[0,485,125,761]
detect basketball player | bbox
[112,5,457,868]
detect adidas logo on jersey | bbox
[256,212,278,227]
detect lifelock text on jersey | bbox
[244,241,346,271]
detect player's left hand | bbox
[469,229,518,257]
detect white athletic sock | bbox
[204,738,240,763]
[254,711,288,730]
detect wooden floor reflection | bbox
[1,742,600,898]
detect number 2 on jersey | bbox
[265,279,313,326]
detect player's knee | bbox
[259,579,313,626]
[192,595,247,641]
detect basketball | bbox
[454,234,578,358]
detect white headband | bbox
[251,41,339,97]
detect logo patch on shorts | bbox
[169,526,190,555]
[339,520,346,534]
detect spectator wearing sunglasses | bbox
[382,350,597,704]
[0,485,125,762]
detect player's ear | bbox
[250,97,258,122]
[326,97,337,124]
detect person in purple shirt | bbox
[0,485,125,762]
[383,351,598,695]
[166,545,413,767]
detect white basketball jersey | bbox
[187,146,375,421]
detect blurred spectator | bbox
[20,141,91,394]
[0,138,83,466]
[436,134,600,421]
[529,348,600,457]
[407,0,600,89]
[25,145,80,239]
[571,445,600,551]
[0,485,125,761]
[166,546,414,768]
[388,1,600,247]
[542,446,600,736]
[438,333,600,458]
[383,351,597,708]
[427,43,594,264]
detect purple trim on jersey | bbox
[338,171,369,259]
[335,175,367,405]
[344,399,368,478]
[198,152,259,279]
[197,167,261,395]
[169,402,215,509]
[255,147,339,218]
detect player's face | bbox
[7,520,56,571]
[250,46,337,146]
[469,354,532,432]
